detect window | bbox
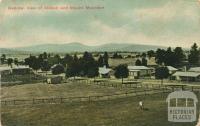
[170,98,176,107]
[177,98,186,107]
[187,98,194,107]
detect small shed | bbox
[47,76,62,84]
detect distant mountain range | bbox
[0,42,167,53]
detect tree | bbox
[147,50,155,59]
[52,64,65,75]
[66,58,81,79]
[112,52,123,59]
[48,54,61,66]
[54,54,61,64]
[141,53,146,58]
[141,58,147,66]
[73,54,79,62]
[7,58,13,67]
[87,61,99,78]
[14,58,19,66]
[65,52,101,79]
[174,47,185,66]
[43,52,48,59]
[41,60,51,73]
[0,54,6,64]
[31,57,41,72]
[188,43,199,66]
[114,64,129,84]
[155,67,169,85]
[135,59,142,66]
[164,47,176,66]
[61,54,73,67]
[24,56,41,71]
[155,49,166,65]
[103,52,109,67]
[98,55,104,67]
[81,52,95,76]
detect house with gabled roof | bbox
[98,66,112,78]
[172,71,200,82]
[128,66,154,79]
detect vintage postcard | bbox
[0,0,200,126]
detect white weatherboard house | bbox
[12,65,32,75]
[172,71,200,82]
[128,66,153,79]
[167,66,178,74]
[98,66,112,78]
[0,65,32,75]
[189,67,200,73]
[0,66,12,75]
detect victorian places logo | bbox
[166,91,198,122]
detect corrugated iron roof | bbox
[128,66,151,70]
[173,71,200,77]
[189,67,200,72]
[99,67,111,74]
[167,66,178,71]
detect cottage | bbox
[0,66,12,75]
[172,71,200,82]
[12,66,32,75]
[128,66,153,79]
[98,66,112,78]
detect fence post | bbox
[60,98,63,103]
[13,100,16,105]
[32,98,35,104]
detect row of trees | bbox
[188,43,200,66]
[22,51,110,77]
[155,43,200,67]
[155,47,185,67]
[0,54,19,67]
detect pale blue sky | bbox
[0,0,200,48]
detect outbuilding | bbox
[47,76,63,84]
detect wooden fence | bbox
[1,87,171,106]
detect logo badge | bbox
[166,91,198,122]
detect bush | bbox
[52,64,65,75]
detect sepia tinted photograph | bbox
[0,0,200,126]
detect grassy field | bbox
[1,82,136,100]
[1,94,199,126]
[1,82,199,126]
